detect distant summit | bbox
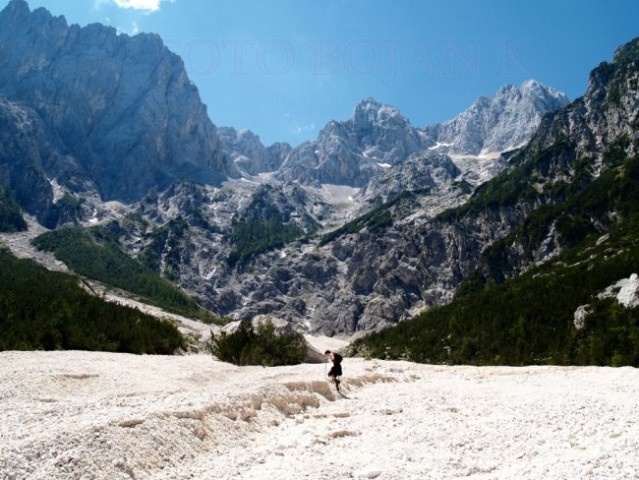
[2,0,29,17]
[353,97,405,125]
[217,127,291,176]
[276,97,432,186]
[424,80,570,156]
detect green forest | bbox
[352,221,639,366]
[0,186,27,232]
[228,218,304,268]
[32,225,220,323]
[0,248,185,354]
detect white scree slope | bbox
[1,351,637,479]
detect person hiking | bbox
[324,350,343,391]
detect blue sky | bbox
[8,0,639,146]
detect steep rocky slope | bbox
[352,38,639,363]
[0,0,234,213]
[218,127,291,176]
[450,37,639,286]
[424,79,569,156]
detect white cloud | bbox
[113,0,160,11]
[111,0,176,13]
[113,21,142,36]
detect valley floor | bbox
[1,351,637,479]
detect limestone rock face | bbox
[0,96,97,227]
[617,274,639,309]
[218,127,291,176]
[216,39,637,335]
[573,305,590,330]
[277,98,434,187]
[0,0,234,207]
[424,80,570,156]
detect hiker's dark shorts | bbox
[328,365,342,377]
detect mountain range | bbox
[1,0,637,361]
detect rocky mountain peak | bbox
[1,0,68,39]
[277,96,432,187]
[426,79,570,156]
[486,79,569,115]
[0,0,235,209]
[521,78,543,92]
[353,97,405,126]
[276,80,570,189]
[521,79,570,111]
[1,0,30,18]
[218,127,290,175]
[543,36,639,162]
[612,36,639,65]
[352,98,415,143]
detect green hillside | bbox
[32,225,222,324]
[0,186,27,232]
[352,152,639,367]
[0,248,185,354]
[352,218,639,366]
